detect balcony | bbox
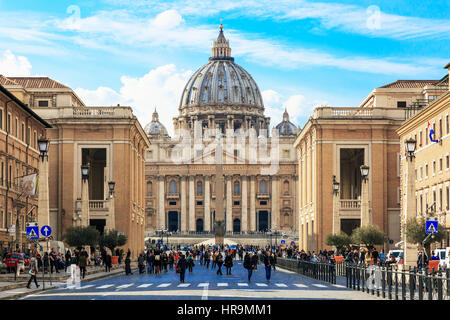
[313,106,406,121]
[340,199,361,209]
[33,106,134,120]
[167,193,180,200]
[256,193,270,199]
[75,200,110,213]
[339,199,361,219]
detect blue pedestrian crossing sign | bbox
[41,225,52,237]
[426,220,438,234]
[281,240,285,245]
[26,222,39,239]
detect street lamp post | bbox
[37,136,50,231]
[403,138,417,267]
[360,165,370,227]
[332,175,340,234]
[80,165,90,227]
[107,181,115,231]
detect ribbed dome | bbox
[179,26,264,110]
[144,109,169,137]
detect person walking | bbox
[177,254,187,283]
[251,251,258,272]
[216,252,223,276]
[263,251,272,282]
[205,251,210,269]
[26,255,40,289]
[168,252,174,270]
[244,252,254,282]
[64,250,71,272]
[212,252,217,269]
[224,252,233,275]
[138,253,145,274]
[187,253,194,273]
[78,250,87,279]
[49,248,59,274]
[43,252,49,274]
[125,250,132,275]
[271,252,277,271]
[146,251,152,274]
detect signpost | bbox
[425,218,438,234]
[41,225,52,238]
[26,222,39,240]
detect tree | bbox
[326,232,352,255]
[405,217,447,257]
[99,230,128,255]
[351,225,387,251]
[63,226,100,249]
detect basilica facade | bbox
[144,26,299,237]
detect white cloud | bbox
[0,50,32,76]
[151,9,184,29]
[75,64,193,136]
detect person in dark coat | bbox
[224,252,233,275]
[105,251,112,272]
[251,252,258,272]
[177,254,187,283]
[263,251,272,282]
[216,253,223,275]
[43,252,49,274]
[64,250,71,272]
[244,252,254,282]
[271,252,277,270]
[138,253,145,274]
[125,250,132,275]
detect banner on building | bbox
[22,173,37,196]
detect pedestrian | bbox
[168,252,174,270]
[224,252,233,275]
[105,251,112,272]
[263,251,272,282]
[36,252,43,272]
[154,249,161,274]
[212,252,217,269]
[26,255,40,289]
[146,251,152,274]
[177,254,187,283]
[271,252,277,271]
[205,251,210,269]
[162,252,168,272]
[49,248,59,274]
[187,253,194,273]
[138,253,145,274]
[125,250,133,275]
[251,251,258,272]
[216,252,223,275]
[244,252,254,282]
[64,249,71,272]
[78,250,87,279]
[43,252,49,274]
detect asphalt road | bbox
[21,260,380,300]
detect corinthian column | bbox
[181,176,187,232]
[271,177,279,230]
[189,176,195,231]
[204,176,211,232]
[250,176,256,231]
[159,177,165,229]
[226,176,232,232]
[241,177,248,232]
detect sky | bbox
[0,0,449,135]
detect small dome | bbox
[276,109,297,136]
[144,109,169,138]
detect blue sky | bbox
[0,0,449,134]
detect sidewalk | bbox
[0,263,137,300]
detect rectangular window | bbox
[7,114,11,133]
[446,115,449,134]
[233,201,240,206]
[439,119,442,138]
[196,201,203,206]
[27,127,30,145]
[419,131,422,146]
[38,100,49,107]
[8,165,12,188]
[425,164,428,177]
[33,131,37,149]
[426,127,428,145]
[234,149,239,158]
[21,123,24,142]
[433,161,436,174]
[439,158,443,172]
[15,117,18,137]
[397,101,406,108]
[0,210,3,229]
[169,201,176,206]
[447,187,449,210]
[260,201,267,206]
[447,155,449,169]
[0,109,2,130]
[439,189,442,211]
[420,195,423,214]
[0,161,3,186]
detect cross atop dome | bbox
[210,24,233,61]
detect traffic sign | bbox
[281,239,285,245]
[26,222,39,240]
[291,241,295,246]
[9,224,15,236]
[426,220,438,234]
[41,225,52,237]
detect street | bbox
[21,260,380,300]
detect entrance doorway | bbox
[168,211,179,232]
[341,219,360,236]
[233,218,241,233]
[196,219,204,232]
[258,211,269,232]
[90,219,106,235]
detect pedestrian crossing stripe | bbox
[137,284,153,288]
[237,283,248,286]
[177,283,191,287]
[116,284,134,289]
[157,283,171,287]
[312,284,327,288]
[255,283,268,287]
[97,284,114,289]
[294,284,307,288]
[217,283,228,287]
[198,283,209,287]
[76,285,94,289]
[333,284,346,288]
[275,283,287,287]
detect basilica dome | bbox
[144,109,169,138]
[179,25,264,110]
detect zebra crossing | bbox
[58,282,347,291]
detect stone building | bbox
[144,26,299,239]
[293,74,450,252]
[397,65,450,262]
[0,80,51,251]
[0,76,150,257]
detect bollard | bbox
[401,268,406,300]
[409,267,415,301]
[427,268,433,300]
[381,266,385,298]
[446,269,450,299]
[418,268,424,300]
[357,264,360,291]
[394,270,398,300]
[437,269,443,301]
[387,266,392,300]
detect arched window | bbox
[283,180,289,195]
[147,181,152,196]
[260,180,267,194]
[169,180,177,194]
[234,181,240,195]
[197,181,203,195]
